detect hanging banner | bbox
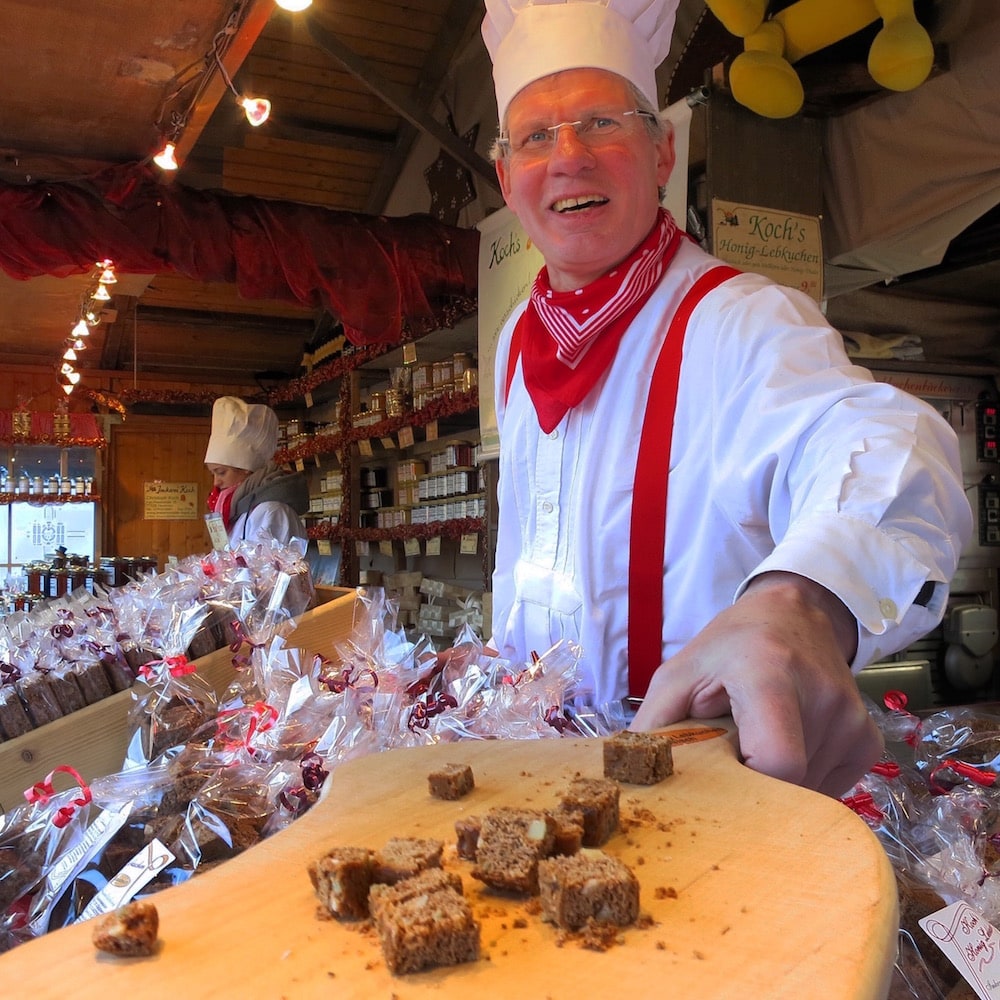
[711,198,824,302]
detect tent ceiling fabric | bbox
[0,0,997,388]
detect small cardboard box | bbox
[0,588,357,814]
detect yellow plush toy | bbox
[705,0,935,118]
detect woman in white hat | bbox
[482,0,971,795]
[204,396,308,547]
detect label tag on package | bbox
[77,839,176,922]
[205,512,229,550]
[920,901,1000,998]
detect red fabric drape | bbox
[0,163,480,346]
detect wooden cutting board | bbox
[0,722,898,999]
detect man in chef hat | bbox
[482,0,972,795]
[204,396,308,548]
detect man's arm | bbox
[629,571,883,797]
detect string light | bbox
[153,140,179,171]
[56,259,118,397]
[240,95,271,127]
[149,0,305,168]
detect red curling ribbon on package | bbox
[929,758,999,795]
[870,760,902,778]
[842,791,885,823]
[229,620,266,671]
[138,653,194,682]
[23,764,93,829]
[216,700,279,753]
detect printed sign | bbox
[711,198,824,302]
[477,207,545,460]
[144,481,198,520]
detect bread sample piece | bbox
[538,851,640,930]
[471,807,556,894]
[373,836,444,885]
[428,762,475,800]
[549,804,585,856]
[559,778,620,847]
[454,815,481,861]
[369,869,480,975]
[91,900,160,956]
[603,730,674,785]
[308,846,375,920]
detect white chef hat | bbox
[482,0,679,124]
[204,396,279,471]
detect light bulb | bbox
[73,338,86,350]
[93,284,111,301]
[66,371,81,385]
[61,362,75,376]
[62,383,75,396]
[276,0,312,10]
[63,347,78,361]
[153,141,179,170]
[98,267,117,285]
[85,309,101,326]
[72,319,90,338]
[241,96,271,127]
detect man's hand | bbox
[629,572,883,797]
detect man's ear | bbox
[655,121,676,190]
[495,155,514,207]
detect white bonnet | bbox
[482,0,679,123]
[204,396,279,471]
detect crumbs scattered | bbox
[556,919,625,953]
[654,886,678,899]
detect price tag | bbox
[305,391,314,408]
[356,540,370,558]
[358,438,374,457]
[318,539,332,556]
[398,426,415,449]
[404,537,421,557]
[295,458,306,472]
[425,536,442,556]
[205,512,229,550]
[460,533,479,555]
[425,419,438,442]
[379,539,394,557]
[920,901,1000,999]
[402,343,418,365]
[381,437,397,450]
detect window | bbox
[0,446,99,590]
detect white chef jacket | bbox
[230,503,306,548]
[491,238,973,708]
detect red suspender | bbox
[503,312,525,406]
[501,266,739,698]
[627,265,739,697]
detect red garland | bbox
[0,493,100,504]
[307,516,484,543]
[265,299,477,407]
[275,388,479,464]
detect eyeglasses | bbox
[497,109,656,160]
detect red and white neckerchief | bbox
[514,209,681,433]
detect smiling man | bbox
[482,0,972,797]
